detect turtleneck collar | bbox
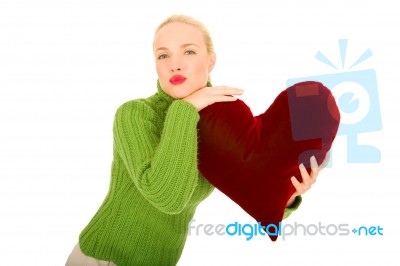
[156,79,175,105]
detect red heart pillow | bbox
[198,81,340,241]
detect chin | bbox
[171,87,197,99]
[172,91,191,99]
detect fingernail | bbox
[311,155,319,166]
[299,163,305,169]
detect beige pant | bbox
[65,244,117,266]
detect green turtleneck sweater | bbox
[78,81,302,265]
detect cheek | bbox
[155,64,170,89]
[155,62,167,77]
[192,60,210,78]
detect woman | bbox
[66,14,324,266]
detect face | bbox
[153,22,216,99]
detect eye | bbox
[184,50,196,55]
[158,54,168,60]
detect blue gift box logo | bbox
[287,39,382,164]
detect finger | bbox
[299,164,311,192]
[212,86,244,96]
[299,163,310,185]
[310,155,319,181]
[213,95,239,103]
[299,164,315,191]
[319,150,331,169]
[290,176,303,193]
[291,176,306,195]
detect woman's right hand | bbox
[183,86,244,112]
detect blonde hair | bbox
[155,15,215,55]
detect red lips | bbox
[169,75,187,85]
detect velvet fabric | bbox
[198,81,340,241]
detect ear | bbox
[208,52,216,73]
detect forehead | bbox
[154,22,205,49]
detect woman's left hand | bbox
[286,151,330,207]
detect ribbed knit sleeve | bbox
[283,195,302,220]
[113,99,200,214]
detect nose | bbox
[171,66,181,72]
[170,56,183,72]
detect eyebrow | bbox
[155,43,200,52]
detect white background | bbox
[1,0,399,265]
